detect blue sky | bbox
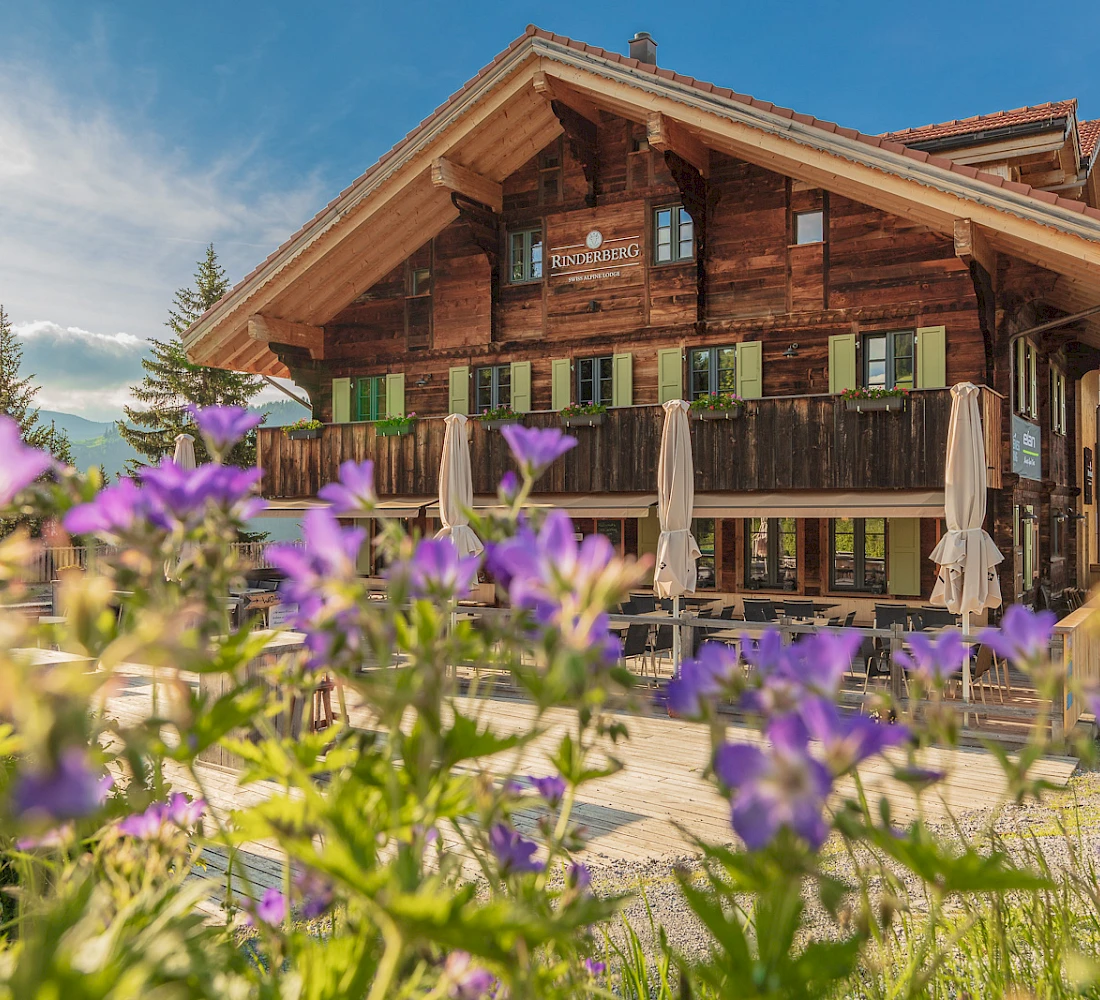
[1,0,1097,418]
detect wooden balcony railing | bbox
[257,387,1004,500]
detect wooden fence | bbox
[23,543,290,583]
[1053,597,1100,734]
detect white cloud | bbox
[0,63,324,417]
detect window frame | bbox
[689,346,738,400]
[861,330,915,391]
[692,517,717,590]
[474,364,511,413]
[744,517,798,591]
[653,204,695,265]
[409,266,431,297]
[830,517,888,593]
[508,226,544,284]
[793,210,825,246]
[355,375,388,422]
[1014,338,1039,419]
[1050,365,1066,435]
[576,355,614,407]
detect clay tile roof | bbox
[881,100,1077,145]
[1081,119,1100,161]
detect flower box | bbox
[562,413,605,428]
[483,419,520,430]
[844,396,905,413]
[376,425,411,438]
[287,427,323,440]
[692,407,744,421]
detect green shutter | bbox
[510,361,532,413]
[1028,343,1038,418]
[657,348,682,403]
[332,377,352,424]
[887,517,921,596]
[828,334,856,394]
[551,358,571,411]
[612,352,633,407]
[735,341,763,399]
[385,373,405,417]
[448,365,469,415]
[916,326,947,389]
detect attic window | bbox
[410,267,431,297]
[794,210,824,245]
[538,140,563,205]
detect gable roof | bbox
[184,26,1100,376]
[1082,119,1100,162]
[881,100,1077,147]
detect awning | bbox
[255,497,434,519]
[692,490,946,519]
[423,493,658,519]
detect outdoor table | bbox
[12,647,94,668]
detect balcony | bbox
[256,387,1003,500]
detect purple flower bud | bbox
[498,470,519,504]
[978,605,1058,664]
[388,537,480,599]
[246,887,287,926]
[0,416,54,506]
[567,862,591,892]
[318,460,376,515]
[294,869,335,919]
[584,958,607,977]
[118,802,170,839]
[14,749,109,822]
[499,424,576,479]
[188,405,262,457]
[444,952,497,999]
[529,774,566,808]
[893,632,964,686]
[166,792,205,828]
[488,823,543,875]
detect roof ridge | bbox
[881,99,1078,139]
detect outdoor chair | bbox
[719,604,738,620]
[744,598,778,623]
[860,644,893,701]
[618,599,637,617]
[620,623,652,678]
[649,624,674,676]
[915,608,957,630]
[968,644,1005,705]
[632,594,657,614]
[783,599,815,621]
[874,604,911,630]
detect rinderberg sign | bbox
[547,228,643,284]
[1011,414,1042,480]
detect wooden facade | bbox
[185,28,1100,611]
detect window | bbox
[689,346,737,399]
[831,518,887,593]
[409,266,431,296]
[577,356,613,406]
[356,376,387,422]
[1017,504,1037,593]
[1015,338,1039,418]
[509,227,543,283]
[863,331,915,391]
[692,518,716,590]
[745,518,797,590]
[1050,366,1066,435]
[654,206,694,263]
[1052,511,1063,559]
[595,519,622,553]
[538,142,563,205]
[475,365,511,413]
[794,210,824,245]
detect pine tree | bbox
[119,245,263,470]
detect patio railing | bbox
[22,543,287,583]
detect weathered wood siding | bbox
[259,389,969,499]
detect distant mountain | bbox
[53,396,313,481]
[38,410,114,442]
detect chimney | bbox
[628,31,657,65]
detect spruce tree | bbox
[119,245,263,470]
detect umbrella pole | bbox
[673,595,681,676]
[962,610,971,705]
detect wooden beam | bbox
[430,157,503,213]
[647,112,710,178]
[954,219,998,283]
[531,69,603,125]
[248,315,324,359]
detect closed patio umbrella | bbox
[435,413,484,560]
[929,382,1004,701]
[654,399,701,668]
[173,433,196,470]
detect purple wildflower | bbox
[0,416,54,506]
[529,774,566,808]
[499,424,576,479]
[713,734,832,851]
[166,791,205,828]
[247,887,288,927]
[979,605,1058,664]
[584,959,607,977]
[444,952,497,1000]
[63,478,145,537]
[118,802,170,839]
[137,460,263,528]
[269,508,366,622]
[317,460,376,515]
[389,537,480,599]
[666,643,740,717]
[567,862,591,892]
[498,470,519,504]
[294,869,335,919]
[893,631,964,686]
[13,749,110,822]
[488,823,543,875]
[15,824,74,851]
[188,405,261,458]
[798,697,908,775]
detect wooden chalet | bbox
[184,27,1100,617]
